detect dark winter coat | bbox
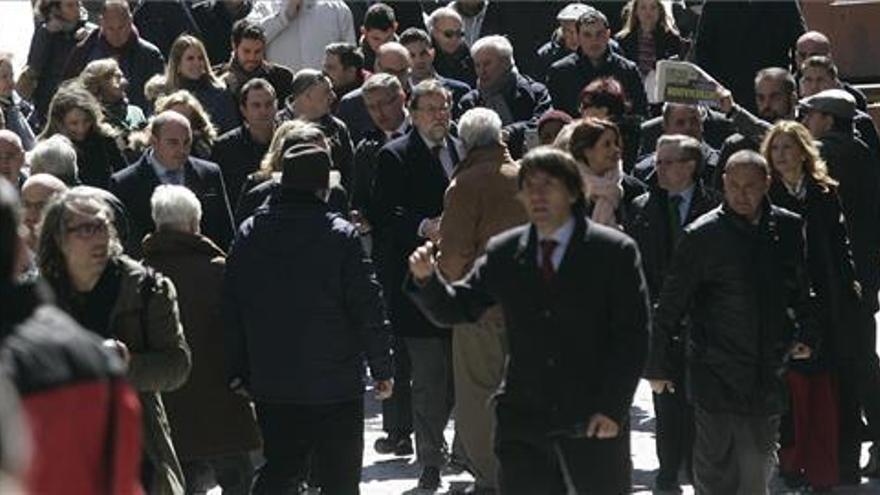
[645,201,818,416]
[132,0,200,56]
[433,42,477,88]
[224,193,393,403]
[217,59,295,105]
[142,231,262,460]
[190,0,254,66]
[768,178,863,365]
[26,19,95,124]
[546,49,647,117]
[455,72,553,159]
[615,28,686,76]
[64,29,165,112]
[211,125,270,203]
[180,78,241,134]
[72,132,129,189]
[819,130,880,312]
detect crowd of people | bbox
[1,0,880,494]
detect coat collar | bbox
[452,143,511,178]
[142,230,225,259]
[514,213,589,267]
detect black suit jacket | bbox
[407,215,650,433]
[368,128,459,338]
[109,155,234,257]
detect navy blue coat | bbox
[223,194,392,403]
[546,49,647,118]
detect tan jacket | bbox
[437,142,528,293]
[109,256,191,495]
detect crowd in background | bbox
[1,0,880,494]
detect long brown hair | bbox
[38,83,118,141]
[617,0,679,38]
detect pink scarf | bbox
[581,163,623,227]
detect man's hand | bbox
[374,379,394,400]
[409,241,437,282]
[103,339,130,366]
[350,209,372,234]
[790,342,812,360]
[717,85,734,115]
[585,413,619,439]
[649,379,676,394]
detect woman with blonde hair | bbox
[38,82,127,188]
[555,117,645,228]
[145,35,239,133]
[762,120,860,492]
[128,89,217,161]
[79,58,147,137]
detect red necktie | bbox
[540,239,558,284]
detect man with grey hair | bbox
[110,111,234,257]
[144,184,262,495]
[26,135,79,186]
[337,41,413,144]
[456,35,552,159]
[0,131,26,189]
[546,8,646,117]
[436,107,527,493]
[625,134,720,493]
[368,79,463,490]
[427,6,476,87]
[646,150,815,494]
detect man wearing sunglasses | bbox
[427,7,476,88]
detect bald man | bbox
[21,174,68,251]
[337,42,414,143]
[109,111,234,257]
[0,131,25,189]
[795,31,868,110]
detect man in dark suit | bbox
[546,8,646,118]
[455,35,553,160]
[406,146,650,494]
[367,79,463,491]
[625,135,720,493]
[400,28,471,106]
[337,42,413,145]
[110,111,234,257]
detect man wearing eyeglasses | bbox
[337,42,413,145]
[368,79,463,491]
[625,135,720,493]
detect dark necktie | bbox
[164,170,182,185]
[540,239,558,284]
[431,144,443,163]
[669,194,683,244]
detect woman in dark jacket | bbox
[615,0,686,78]
[24,0,95,129]
[763,120,860,491]
[145,35,240,134]
[37,187,191,495]
[38,83,127,188]
[556,117,646,229]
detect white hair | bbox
[426,7,462,33]
[27,135,79,186]
[458,108,503,152]
[150,185,202,233]
[471,35,514,68]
